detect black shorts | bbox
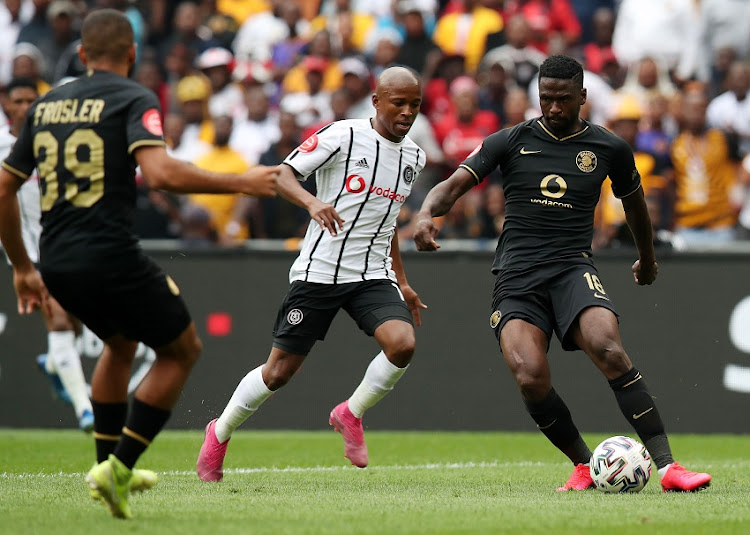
[42,255,192,349]
[272,279,413,356]
[490,259,618,351]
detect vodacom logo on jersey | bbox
[345,174,405,203]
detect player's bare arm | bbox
[389,231,427,326]
[135,145,278,197]
[621,186,658,285]
[413,167,477,251]
[277,163,345,236]
[0,168,49,314]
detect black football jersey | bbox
[2,70,166,271]
[461,118,641,273]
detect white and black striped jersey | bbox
[284,119,425,284]
[0,128,40,265]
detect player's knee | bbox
[263,360,297,390]
[384,333,416,367]
[591,338,629,372]
[513,360,550,399]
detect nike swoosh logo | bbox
[594,293,610,300]
[520,148,542,155]
[633,407,653,420]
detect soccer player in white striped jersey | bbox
[0,78,94,432]
[198,66,427,480]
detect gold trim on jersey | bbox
[459,163,481,184]
[2,161,29,180]
[615,183,642,200]
[535,120,589,141]
[128,139,166,154]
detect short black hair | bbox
[6,77,37,95]
[539,55,584,88]
[81,8,134,62]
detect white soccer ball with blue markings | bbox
[589,436,652,493]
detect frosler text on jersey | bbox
[33,99,105,126]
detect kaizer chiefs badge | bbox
[576,150,597,172]
[403,165,415,184]
[490,310,502,329]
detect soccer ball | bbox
[589,436,652,493]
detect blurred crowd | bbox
[1,0,750,250]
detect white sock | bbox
[48,331,92,418]
[658,463,673,479]
[214,365,273,443]
[347,351,408,418]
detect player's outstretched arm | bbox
[622,186,658,285]
[0,168,49,314]
[413,167,477,251]
[390,231,427,326]
[135,145,278,197]
[277,163,345,236]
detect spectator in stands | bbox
[11,42,51,95]
[270,0,309,81]
[16,0,53,58]
[670,88,742,246]
[309,0,375,55]
[196,47,245,119]
[612,0,701,83]
[158,1,220,62]
[582,7,615,75]
[504,86,533,126]
[594,96,671,250]
[257,111,312,239]
[422,54,466,124]
[303,87,352,140]
[165,112,207,164]
[368,28,402,78]
[0,0,33,85]
[175,74,215,152]
[432,0,503,73]
[189,115,254,244]
[341,57,374,119]
[707,62,750,156]
[230,85,280,165]
[636,92,675,171]
[696,0,750,85]
[395,1,439,75]
[478,57,515,125]
[233,0,299,63]
[503,0,581,55]
[19,0,78,83]
[476,182,505,239]
[569,0,615,46]
[281,30,343,94]
[199,0,239,50]
[618,57,677,109]
[482,14,547,91]
[135,59,171,117]
[280,56,334,129]
[433,76,499,170]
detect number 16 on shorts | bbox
[583,272,610,301]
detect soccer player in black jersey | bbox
[414,56,711,492]
[0,9,277,518]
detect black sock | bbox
[524,388,591,465]
[91,400,128,464]
[113,398,171,470]
[609,367,674,469]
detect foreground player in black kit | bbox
[413,55,711,493]
[0,9,277,518]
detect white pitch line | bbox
[1,459,738,481]
[0,461,553,480]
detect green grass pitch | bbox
[1,430,748,534]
